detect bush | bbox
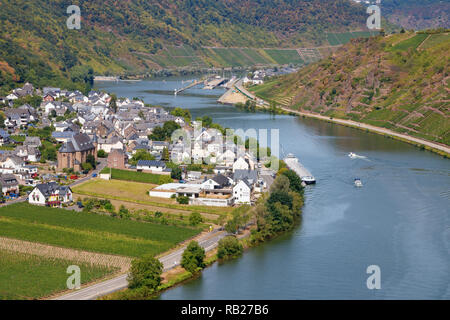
[177,196,189,205]
[127,254,163,293]
[181,241,205,273]
[97,150,108,158]
[189,212,203,226]
[217,236,243,260]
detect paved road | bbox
[53,230,230,300]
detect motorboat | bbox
[354,178,363,187]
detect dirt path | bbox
[0,237,132,272]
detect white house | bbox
[0,156,25,174]
[233,180,252,204]
[233,157,249,172]
[28,182,73,206]
[137,160,167,172]
[97,137,124,153]
[217,149,235,167]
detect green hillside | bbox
[0,0,372,93]
[252,30,450,145]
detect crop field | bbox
[0,249,115,300]
[419,33,450,50]
[241,48,274,65]
[101,168,173,185]
[327,31,379,46]
[73,179,232,217]
[263,49,304,65]
[389,34,429,51]
[0,203,201,258]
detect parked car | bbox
[92,173,98,178]
[70,175,79,180]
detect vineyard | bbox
[0,203,202,258]
[0,249,115,300]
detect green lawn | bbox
[0,203,202,258]
[0,249,115,300]
[101,168,173,185]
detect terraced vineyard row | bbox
[138,45,333,68]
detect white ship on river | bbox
[284,154,316,185]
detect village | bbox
[0,82,277,208]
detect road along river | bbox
[96,77,450,300]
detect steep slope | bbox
[252,30,450,145]
[0,0,371,93]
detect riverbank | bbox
[241,91,450,158]
[281,108,450,158]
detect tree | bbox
[189,212,203,226]
[177,196,189,205]
[86,154,96,169]
[281,170,304,194]
[270,175,290,193]
[97,149,107,158]
[109,94,117,113]
[181,241,205,273]
[127,254,163,293]
[217,236,243,260]
[171,165,182,180]
[130,150,155,166]
[170,107,191,122]
[149,121,181,141]
[162,147,169,161]
[81,162,93,171]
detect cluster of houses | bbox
[0,82,274,207]
[243,67,299,86]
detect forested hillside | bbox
[0,0,371,93]
[382,0,449,30]
[252,30,450,145]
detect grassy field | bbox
[73,179,232,217]
[0,249,115,300]
[101,168,173,185]
[0,203,202,258]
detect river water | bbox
[96,77,450,300]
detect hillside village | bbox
[0,82,276,208]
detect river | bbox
[95,77,450,300]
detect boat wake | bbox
[348,152,368,160]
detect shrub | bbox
[217,236,243,260]
[127,254,163,293]
[189,212,203,226]
[177,196,189,205]
[97,150,108,158]
[181,241,205,273]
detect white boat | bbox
[354,178,363,187]
[349,152,367,159]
